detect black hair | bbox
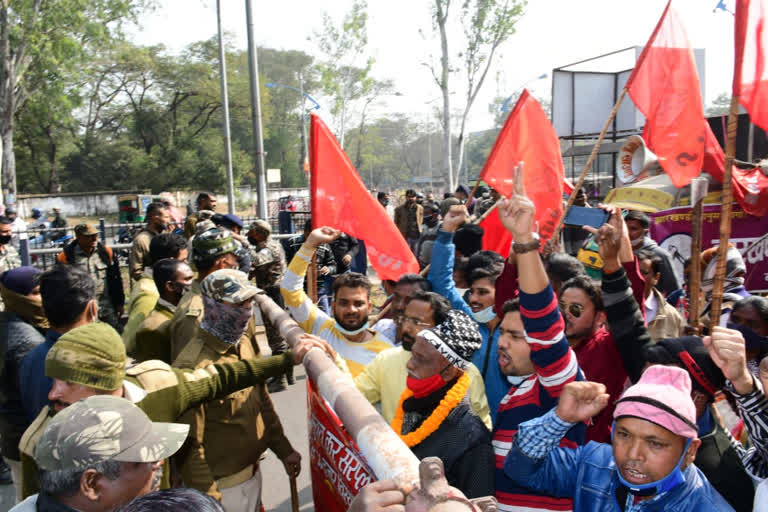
[502,298,521,316]
[377,192,388,200]
[196,192,216,206]
[406,291,451,325]
[145,202,168,219]
[115,488,224,512]
[332,272,372,297]
[732,296,768,322]
[544,253,586,284]
[0,216,12,225]
[40,266,96,327]
[405,189,417,197]
[560,274,604,311]
[454,224,484,258]
[210,213,224,226]
[468,266,499,287]
[396,273,432,292]
[443,192,455,199]
[149,233,188,263]
[636,249,663,276]
[466,250,504,279]
[625,210,651,229]
[153,259,185,293]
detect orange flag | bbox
[309,113,419,281]
[736,0,768,132]
[477,89,564,246]
[626,1,706,189]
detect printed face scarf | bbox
[0,283,49,330]
[200,296,252,344]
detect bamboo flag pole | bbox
[708,94,740,334]
[552,87,629,242]
[687,178,708,335]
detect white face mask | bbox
[472,305,496,324]
[335,321,370,337]
[630,236,644,248]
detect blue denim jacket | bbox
[505,438,735,511]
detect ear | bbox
[684,438,701,468]
[80,469,101,501]
[594,310,607,328]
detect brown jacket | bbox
[135,301,175,363]
[647,287,684,343]
[172,328,293,500]
[129,228,156,280]
[394,202,423,239]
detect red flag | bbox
[479,208,512,256]
[626,1,706,189]
[699,123,768,217]
[736,0,768,132]
[478,89,564,245]
[309,113,419,281]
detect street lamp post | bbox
[245,0,268,218]
[500,73,549,112]
[216,0,236,214]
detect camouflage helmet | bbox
[197,209,215,222]
[192,227,237,266]
[34,395,189,472]
[201,268,261,304]
[249,219,272,235]
[194,219,216,237]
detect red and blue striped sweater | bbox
[493,285,585,512]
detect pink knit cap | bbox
[613,365,698,439]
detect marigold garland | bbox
[391,372,470,447]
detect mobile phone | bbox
[563,206,610,230]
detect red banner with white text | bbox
[308,379,375,511]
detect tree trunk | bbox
[46,125,58,193]
[436,0,453,192]
[1,128,16,200]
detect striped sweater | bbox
[280,242,394,376]
[494,285,585,512]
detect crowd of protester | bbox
[0,178,765,512]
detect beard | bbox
[401,332,415,351]
[334,311,367,331]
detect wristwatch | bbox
[512,233,541,254]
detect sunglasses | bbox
[559,302,584,319]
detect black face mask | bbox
[248,237,260,247]
[380,199,389,207]
[156,223,168,233]
[0,235,11,245]
[424,215,438,227]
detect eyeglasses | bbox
[559,302,584,319]
[395,315,433,329]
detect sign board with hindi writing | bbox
[308,379,375,511]
[650,204,768,293]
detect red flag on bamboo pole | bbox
[309,113,419,281]
[736,0,768,132]
[477,89,564,251]
[626,1,706,189]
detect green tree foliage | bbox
[14,38,322,195]
[1,0,150,197]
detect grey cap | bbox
[35,395,189,471]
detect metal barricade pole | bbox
[99,218,107,244]
[19,238,30,267]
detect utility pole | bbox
[245,0,268,218]
[216,0,236,214]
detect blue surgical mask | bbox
[472,305,496,324]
